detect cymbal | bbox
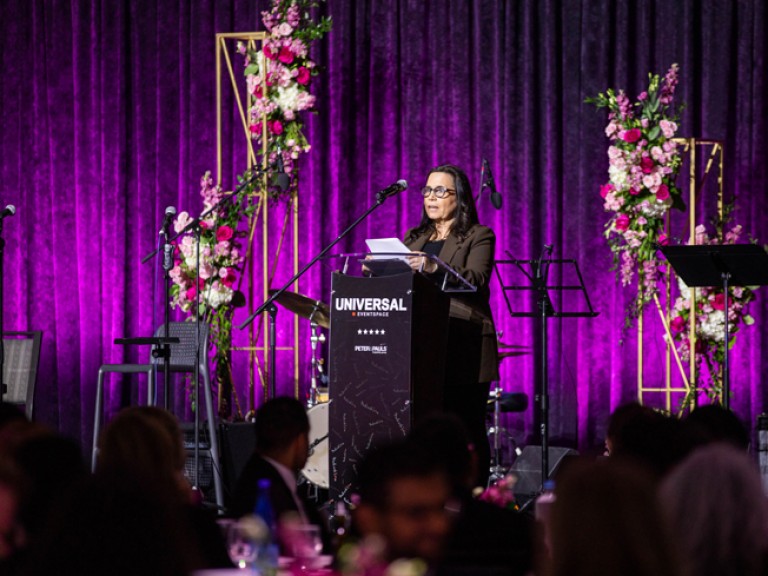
[497,341,531,350]
[269,290,330,328]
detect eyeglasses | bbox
[420,186,456,199]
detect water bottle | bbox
[535,480,556,555]
[758,414,768,494]
[328,500,351,553]
[253,479,279,576]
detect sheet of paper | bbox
[365,237,412,261]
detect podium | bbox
[327,254,472,502]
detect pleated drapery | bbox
[1,1,766,452]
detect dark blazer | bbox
[406,224,499,383]
[229,453,329,551]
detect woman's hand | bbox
[406,253,437,273]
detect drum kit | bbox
[269,290,331,490]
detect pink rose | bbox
[658,233,669,246]
[712,293,728,311]
[640,157,655,174]
[263,45,277,60]
[249,121,262,134]
[270,120,284,135]
[656,184,670,201]
[216,226,234,242]
[615,213,630,231]
[185,286,197,301]
[296,66,310,85]
[622,128,642,143]
[600,183,613,198]
[278,47,294,64]
[629,187,640,196]
[670,316,686,333]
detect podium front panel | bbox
[328,271,448,501]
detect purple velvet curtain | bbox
[2,0,766,453]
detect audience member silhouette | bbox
[684,403,750,451]
[545,457,680,576]
[353,438,455,566]
[409,413,533,575]
[658,443,768,576]
[604,401,687,478]
[230,396,328,550]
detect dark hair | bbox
[405,164,479,243]
[255,397,309,453]
[356,438,448,510]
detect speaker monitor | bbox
[219,421,257,506]
[510,445,578,501]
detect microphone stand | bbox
[140,168,262,498]
[534,245,554,485]
[237,189,399,397]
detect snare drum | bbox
[302,403,329,488]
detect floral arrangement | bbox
[170,172,253,412]
[668,222,757,405]
[587,64,684,321]
[238,0,332,198]
[475,474,519,511]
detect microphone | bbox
[159,206,176,236]
[376,179,408,202]
[535,243,554,279]
[274,148,291,192]
[482,159,502,210]
[0,205,16,219]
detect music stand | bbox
[659,243,768,408]
[496,256,597,491]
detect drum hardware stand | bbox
[307,310,326,407]
[487,384,508,486]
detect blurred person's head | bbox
[255,396,310,474]
[658,443,768,576]
[684,404,749,451]
[96,406,187,501]
[547,458,679,576]
[13,434,87,544]
[354,439,455,563]
[409,412,477,494]
[0,462,24,561]
[604,402,684,477]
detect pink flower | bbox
[622,128,642,143]
[600,183,613,198]
[186,286,197,301]
[659,119,677,139]
[278,47,294,64]
[615,213,630,231]
[637,91,648,101]
[216,225,234,242]
[712,293,729,311]
[296,66,311,85]
[656,184,670,201]
[640,157,655,174]
[263,45,277,60]
[670,316,686,333]
[629,187,640,196]
[658,233,669,246]
[270,120,284,135]
[249,121,262,134]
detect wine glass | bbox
[227,521,258,570]
[285,523,323,572]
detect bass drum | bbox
[301,402,329,489]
